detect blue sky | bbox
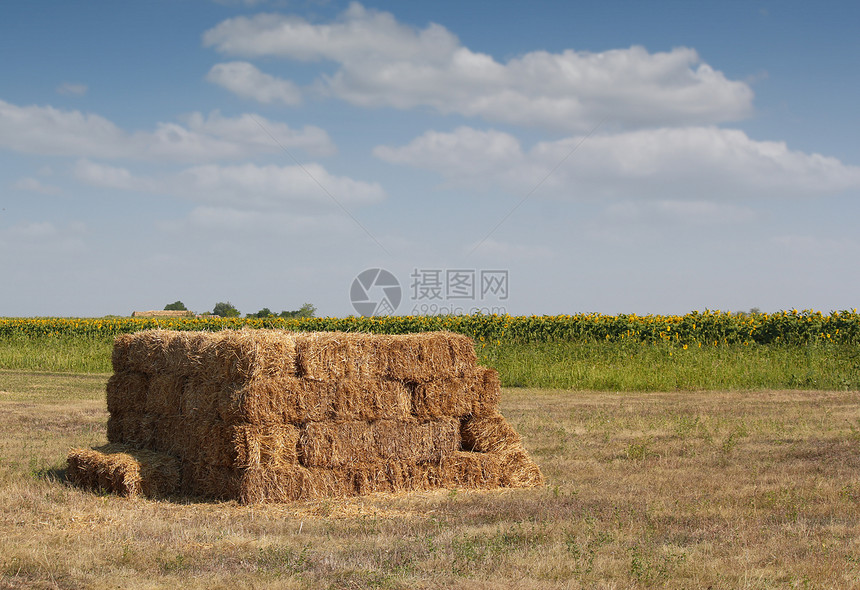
[2,0,859,317]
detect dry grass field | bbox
[2,370,860,589]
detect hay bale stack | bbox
[66,444,180,498]
[70,329,542,502]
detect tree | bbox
[247,307,275,318]
[213,301,240,317]
[164,301,187,311]
[296,302,316,318]
[279,303,316,319]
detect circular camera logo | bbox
[350,268,402,317]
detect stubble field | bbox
[2,370,859,589]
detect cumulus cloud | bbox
[73,160,156,192]
[207,61,302,105]
[172,162,385,210]
[203,3,753,131]
[375,126,860,200]
[0,100,334,161]
[74,159,385,212]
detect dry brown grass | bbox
[2,371,860,589]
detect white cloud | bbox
[12,177,62,195]
[375,126,860,200]
[203,3,753,131]
[74,159,385,212]
[57,82,88,96]
[207,61,303,105]
[0,100,334,161]
[173,162,385,210]
[73,160,156,192]
[180,206,352,235]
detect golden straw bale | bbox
[105,371,149,416]
[180,377,219,418]
[385,332,477,382]
[372,418,460,462]
[472,367,502,416]
[330,379,412,422]
[66,444,180,498]
[499,448,545,488]
[112,329,300,381]
[438,452,503,489]
[216,377,334,424]
[144,374,185,417]
[460,414,522,454]
[216,377,413,425]
[411,367,500,419]
[181,463,349,503]
[298,419,459,468]
[298,421,373,467]
[295,332,387,381]
[231,423,300,468]
[411,378,473,419]
[198,329,298,382]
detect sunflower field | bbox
[2,309,858,347]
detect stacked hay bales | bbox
[69,330,542,503]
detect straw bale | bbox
[180,377,219,418]
[66,444,180,498]
[499,448,545,488]
[216,376,331,424]
[106,413,158,448]
[460,414,522,454]
[298,418,459,468]
[151,416,191,457]
[438,452,503,489]
[216,377,412,425]
[198,329,298,382]
[330,379,412,422]
[112,330,174,375]
[295,332,387,381]
[231,423,300,468]
[105,371,149,416]
[411,367,501,419]
[181,462,350,503]
[144,374,185,417]
[385,332,477,382]
[111,333,135,374]
[112,329,299,381]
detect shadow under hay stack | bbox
[67,329,543,503]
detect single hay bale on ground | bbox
[66,444,180,498]
[460,414,523,454]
